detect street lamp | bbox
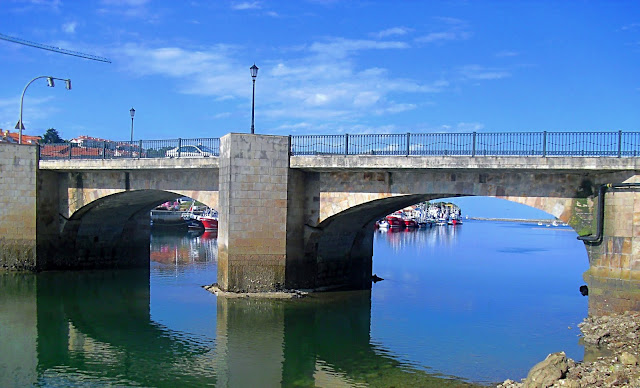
[130,107,135,142]
[250,63,258,134]
[16,76,71,144]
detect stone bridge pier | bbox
[582,178,640,314]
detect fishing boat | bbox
[376,219,389,229]
[197,208,219,230]
[403,218,418,228]
[385,215,404,229]
[150,209,187,229]
[435,217,448,226]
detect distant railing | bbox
[39,131,640,160]
[39,137,220,160]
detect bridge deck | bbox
[39,155,640,172]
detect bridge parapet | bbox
[290,155,640,171]
[39,157,219,170]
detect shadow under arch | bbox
[49,189,217,270]
[298,194,456,290]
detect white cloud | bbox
[374,27,412,39]
[376,103,416,114]
[309,38,409,59]
[621,23,640,31]
[97,0,155,19]
[62,21,77,34]
[415,17,471,44]
[415,31,470,43]
[496,50,519,57]
[437,122,485,132]
[213,112,231,119]
[0,94,58,134]
[459,65,510,80]
[100,0,149,5]
[115,35,447,131]
[232,1,261,10]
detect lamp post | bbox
[250,63,258,134]
[17,76,71,144]
[130,107,135,142]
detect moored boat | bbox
[403,218,418,228]
[150,209,187,229]
[376,219,389,229]
[197,208,219,230]
[385,216,404,229]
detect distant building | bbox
[70,135,111,148]
[0,129,41,144]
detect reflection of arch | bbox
[35,270,217,386]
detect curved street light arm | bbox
[18,75,71,144]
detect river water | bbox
[0,220,588,387]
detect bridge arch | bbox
[307,169,593,228]
[304,170,594,288]
[48,189,218,270]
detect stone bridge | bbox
[2,134,640,313]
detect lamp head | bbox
[250,63,259,79]
[130,107,135,118]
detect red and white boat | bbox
[403,218,418,228]
[385,215,404,229]
[197,208,218,230]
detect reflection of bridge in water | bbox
[1,271,479,387]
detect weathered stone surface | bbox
[523,352,568,388]
[217,134,289,292]
[0,144,37,270]
[620,351,638,365]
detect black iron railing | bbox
[39,131,640,160]
[39,137,220,160]
[290,131,640,157]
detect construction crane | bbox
[0,33,111,63]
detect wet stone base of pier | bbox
[0,238,36,271]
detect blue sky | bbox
[2,0,640,143]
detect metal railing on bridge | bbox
[290,131,640,157]
[39,131,640,160]
[39,137,220,160]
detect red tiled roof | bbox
[1,129,41,144]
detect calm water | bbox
[0,220,589,387]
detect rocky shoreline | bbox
[498,311,640,387]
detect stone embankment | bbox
[498,312,640,387]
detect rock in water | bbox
[523,351,568,388]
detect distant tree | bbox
[41,128,64,144]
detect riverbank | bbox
[497,311,640,387]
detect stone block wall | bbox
[0,143,38,270]
[584,175,640,314]
[217,134,290,292]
